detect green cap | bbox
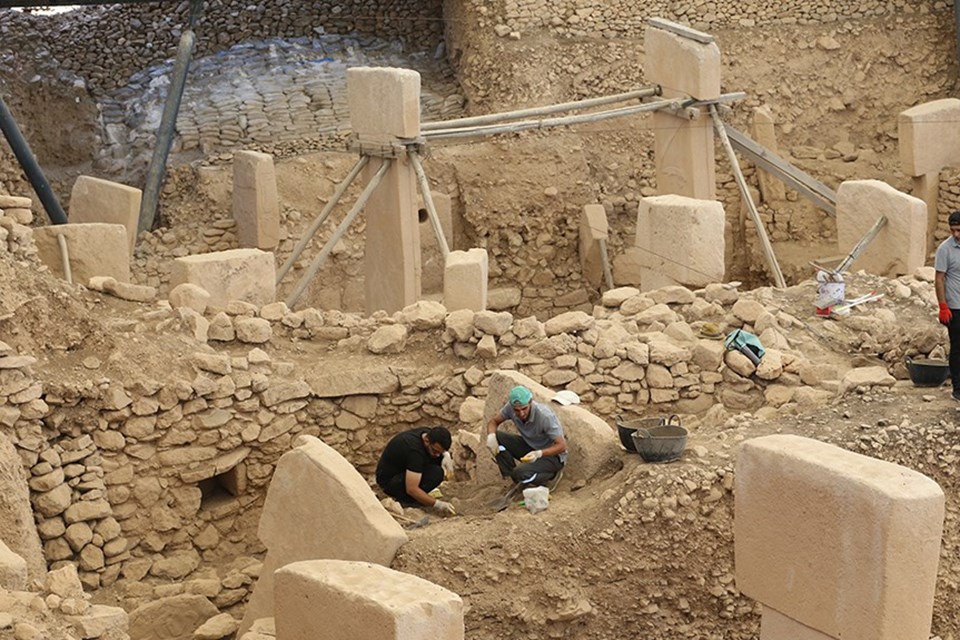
[509,385,533,406]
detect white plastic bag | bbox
[522,486,550,514]
[815,272,844,309]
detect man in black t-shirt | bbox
[376,426,455,515]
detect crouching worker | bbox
[486,385,567,487]
[376,426,456,516]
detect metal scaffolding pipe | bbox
[423,98,684,141]
[0,93,68,225]
[137,27,196,237]
[421,86,662,131]
[286,159,393,308]
[276,155,369,285]
[710,104,786,289]
[409,150,449,258]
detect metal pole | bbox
[423,98,683,141]
[137,27,196,237]
[421,86,661,131]
[408,150,449,258]
[286,159,393,308]
[276,155,369,285]
[710,104,786,288]
[56,234,72,284]
[0,93,68,225]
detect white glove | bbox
[433,500,457,516]
[520,449,543,463]
[486,433,499,456]
[441,451,454,480]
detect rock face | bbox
[0,433,44,582]
[128,594,219,640]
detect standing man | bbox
[935,210,960,401]
[376,426,456,515]
[486,385,567,487]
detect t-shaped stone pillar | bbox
[644,21,720,199]
[735,434,945,640]
[347,67,423,314]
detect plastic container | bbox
[522,486,549,514]
[630,416,687,463]
[905,356,950,387]
[616,415,665,452]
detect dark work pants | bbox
[950,309,960,393]
[494,432,564,486]
[378,465,443,506]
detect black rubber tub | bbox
[631,422,688,463]
[905,356,950,387]
[616,416,664,452]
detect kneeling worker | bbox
[486,385,567,486]
[376,426,456,515]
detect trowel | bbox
[394,513,430,529]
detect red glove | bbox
[939,302,952,326]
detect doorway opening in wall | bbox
[199,466,243,511]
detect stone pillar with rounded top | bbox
[735,434,945,640]
[645,20,720,199]
[233,150,280,250]
[898,98,960,249]
[443,248,488,312]
[347,66,422,314]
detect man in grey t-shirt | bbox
[485,385,567,486]
[934,210,960,400]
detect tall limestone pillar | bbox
[645,21,721,200]
[347,67,422,314]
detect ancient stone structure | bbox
[348,66,422,314]
[835,179,926,277]
[169,248,276,307]
[33,223,131,284]
[579,204,609,288]
[69,176,141,255]
[239,435,407,636]
[735,434,945,640]
[233,151,280,251]
[443,248,489,312]
[274,560,464,639]
[645,21,720,200]
[898,98,960,249]
[636,194,725,291]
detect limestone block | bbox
[0,539,26,591]
[275,560,463,640]
[735,435,944,640]
[128,594,218,640]
[233,151,280,250]
[34,224,130,284]
[579,204,609,287]
[484,370,620,486]
[752,106,786,203]
[0,433,44,582]
[636,195,724,290]
[612,247,643,286]
[67,604,129,640]
[347,67,421,138]
[0,195,31,209]
[419,192,453,294]
[836,180,926,277]
[69,175,141,254]
[898,98,960,177]
[305,368,400,397]
[652,111,716,199]
[443,249,488,312]
[644,23,721,99]
[239,436,407,636]
[170,249,275,307]
[760,607,833,640]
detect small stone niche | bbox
[198,462,247,510]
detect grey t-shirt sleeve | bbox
[935,241,949,272]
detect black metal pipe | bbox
[136,26,195,236]
[0,92,68,225]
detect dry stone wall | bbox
[469,0,947,39]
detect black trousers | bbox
[378,465,443,506]
[950,309,960,393]
[494,432,564,486]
